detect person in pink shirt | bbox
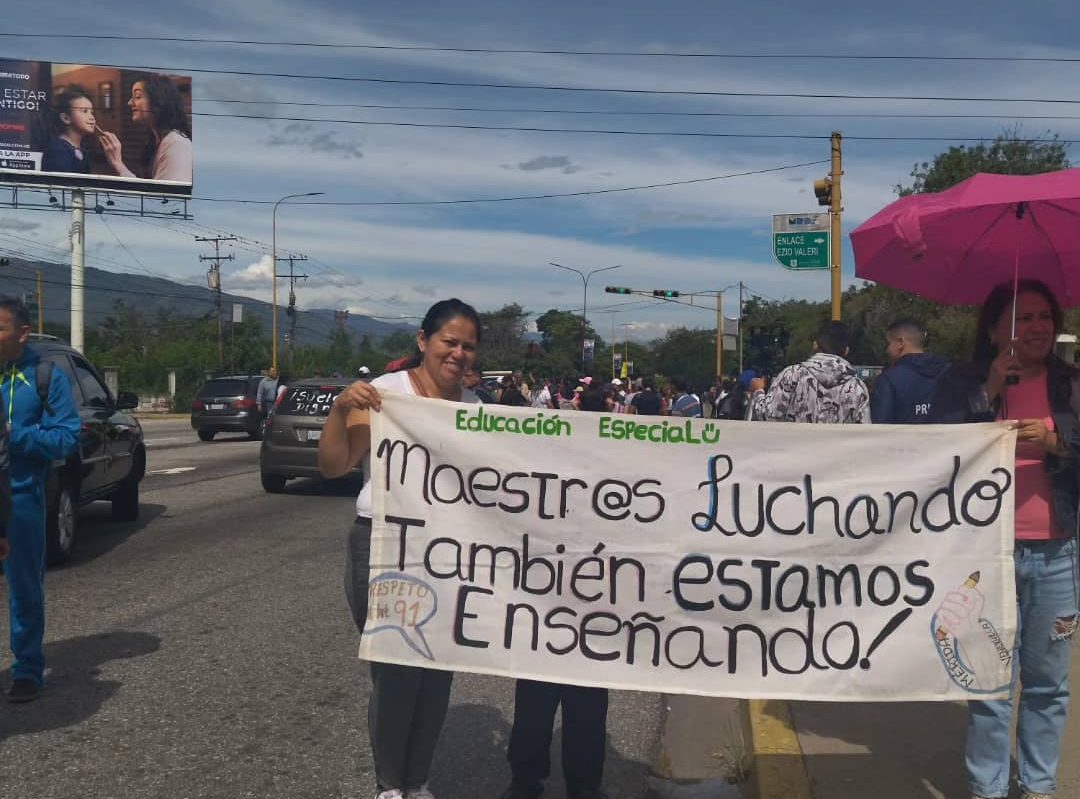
[948,279,1079,799]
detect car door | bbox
[66,354,115,498]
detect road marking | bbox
[744,699,812,799]
[145,437,191,447]
[148,467,197,476]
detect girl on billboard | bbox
[100,75,192,183]
[41,86,95,175]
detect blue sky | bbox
[2,1,1080,342]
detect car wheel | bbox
[261,472,287,493]
[45,477,78,566]
[111,475,140,522]
[197,428,216,442]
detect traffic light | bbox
[814,177,833,207]
[652,289,680,298]
[605,286,633,294]
[0,257,9,266]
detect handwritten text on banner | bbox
[361,395,1017,701]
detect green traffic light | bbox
[605,286,633,294]
[652,289,679,298]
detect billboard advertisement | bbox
[0,57,192,196]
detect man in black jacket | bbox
[871,318,952,424]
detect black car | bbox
[259,378,362,492]
[190,375,266,441]
[30,334,146,564]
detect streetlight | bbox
[272,192,324,372]
[549,262,621,373]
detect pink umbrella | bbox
[852,169,1080,310]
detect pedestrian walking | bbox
[0,295,80,703]
[318,298,483,799]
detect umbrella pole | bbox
[1008,203,1026,385]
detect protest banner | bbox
[360,394,1017,701]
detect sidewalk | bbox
[752,643,1080,798]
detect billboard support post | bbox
[70,189,85,353]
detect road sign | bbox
[772,213,830,270]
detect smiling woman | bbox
[317,297,482,799]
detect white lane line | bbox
[145,437,192,447]
[148,467,198,476]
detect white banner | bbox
[362,395,1017,701]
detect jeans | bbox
[966,537,1078,797]
[4,483,47,686]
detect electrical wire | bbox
[14,59,1080,104]
[2,32,1078,63]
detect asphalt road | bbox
[0,425,664,799]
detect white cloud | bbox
[229,254,274,285]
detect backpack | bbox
[0,402,9,536]
[35,361,53,417]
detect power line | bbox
[189,160,830,206]
[193,109,1080,142]
[3,32,1080,63]
[22,60,1080,104]
[193,98,1080,122]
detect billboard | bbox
[0,58,192,197]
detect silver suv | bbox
[258,378,362,492]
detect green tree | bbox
[478,303,528,370]
[650,327,717,387]
[898,131,1069,196]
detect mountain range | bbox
[0,257,412,343]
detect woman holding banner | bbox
[939,279,1079,799]
[99,75,192,183]
[319,298,482,799]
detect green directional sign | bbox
[772,213,830,271]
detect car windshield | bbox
[199,379,248,398]
[279,385,345,417]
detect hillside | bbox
[0,257,411,343]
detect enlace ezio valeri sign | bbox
[361,394,1017,701]
[773,212,830,270]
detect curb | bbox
[743,699,813,799]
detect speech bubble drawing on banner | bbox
[931,570,1012,694]
[365,572,439,660]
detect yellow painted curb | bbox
[743,699,813,799]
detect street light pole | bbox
[272,192,324,373]
[549,262,621,373]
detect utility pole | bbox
[197,236,237,370]
[738,281,745,372]
[36,270,43,334]
[813,132,844,320]
[715,292,723,382]
[282,254,309,370]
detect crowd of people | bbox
[1,275,1076,799]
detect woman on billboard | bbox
[100,75,191,183]
[41,86,95,175]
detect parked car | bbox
[190,375,265,441]
[259,378,362,492]
[29,334,146,564]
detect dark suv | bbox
[259,378,361,492]
[30,335,146,564]
[190,375,265,440]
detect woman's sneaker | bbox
[375,790,404,799]
[408,787,436,799]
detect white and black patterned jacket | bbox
[750,352,870,424]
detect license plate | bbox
[306,429,322,441]
[207,403,226,410]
